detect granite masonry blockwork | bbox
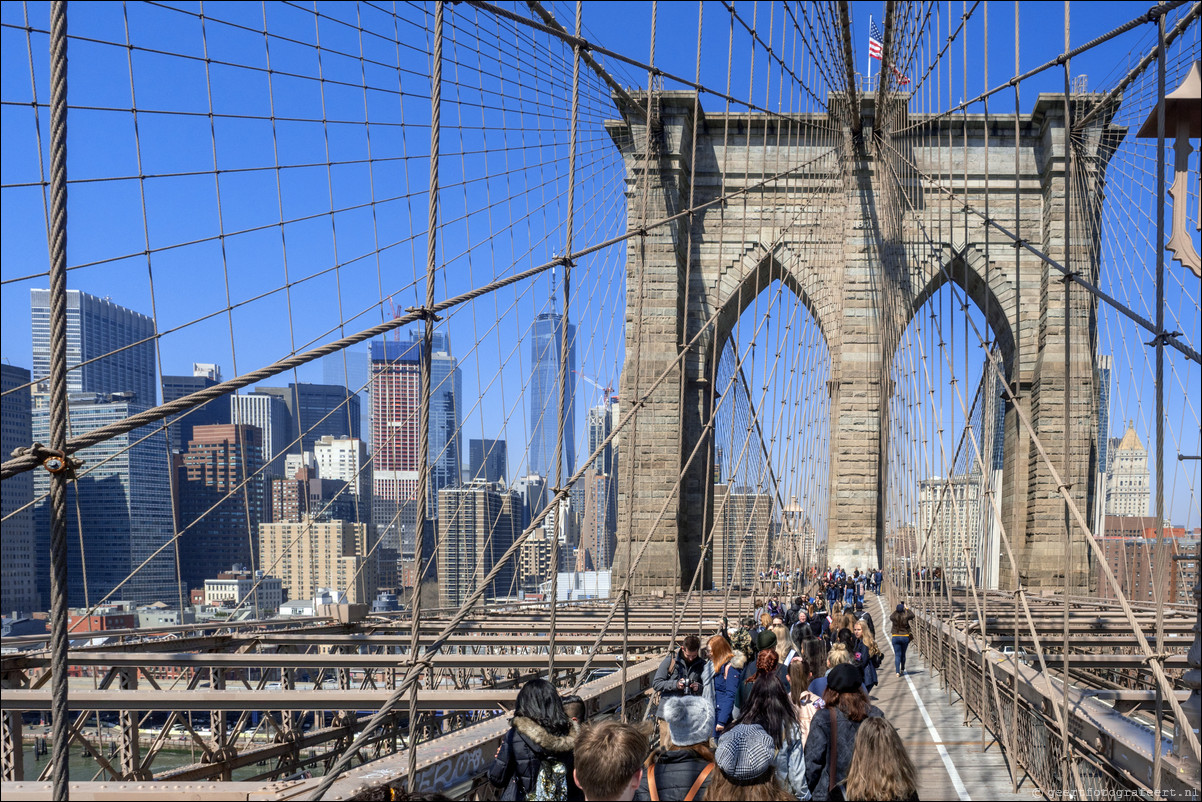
[607,91,1119,594]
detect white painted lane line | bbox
[876,595,972,801]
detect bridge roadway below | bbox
[3,588,1196,798]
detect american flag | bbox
[868,19,883,60]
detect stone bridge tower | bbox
[608,91,1120,594]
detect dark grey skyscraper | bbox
[258,383,361,456]
[323,348,371,448]
[527,289,575,479]
[469,438,507,484]
[162,365,230,454]
[1,364,37,614]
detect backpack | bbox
[530,757,568,801]
[731,628,755,663]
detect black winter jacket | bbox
[803,705,884,801]
[652,649,707,697]
[633,749,713,801]
[486,716,583,801]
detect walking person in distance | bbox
[890,603,916,677]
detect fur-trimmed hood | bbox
[512,715,579,754]
[730,651,747,670]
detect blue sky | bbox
[1,1,1197,528]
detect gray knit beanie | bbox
[660,695,714,747]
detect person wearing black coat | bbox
[803,665,884,801]
[487,679,583,800]
[652,635,706,698]
[634,696,715,801]
[785,597,803,629]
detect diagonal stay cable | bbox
[1,146,836,481]
[893,0,1189,133]
[878,148,1202,765]
[881,138,1201,365]
[305,237,777,799]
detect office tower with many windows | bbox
[712,485,774,589]
[468,438,507,484]
[437,481,521,607]
[30,289,156,406]
[230,392,290,477]
[1106,423,1150,517]
[34,394,175,608]
[1,364,37,615]
[370,331,461,558]
[30,291,170,608]
[917,474,984,585]
[527,295,576,480]
[584,399,617,548]
[177,424,266,593]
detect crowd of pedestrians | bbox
[479,564,922,801]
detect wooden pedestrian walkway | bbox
[870,595,1041,801]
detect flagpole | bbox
[867,15,873,87]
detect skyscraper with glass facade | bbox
[257,383,360,456]
[162,366,229,454]
[468,438,507,484]
[30,289,156,407]
[323,348,371,449]
[29,291,170,608]
[1,364,37,615]
[527,305,576,480]
[34,394,176,608]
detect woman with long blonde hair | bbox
[770,624,790,666]
[843,717,919,800]
[853,621,883,694]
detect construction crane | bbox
[385,295,403,342]
[574,369,617,404]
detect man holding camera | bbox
[652,634,706,698]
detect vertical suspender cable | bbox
[407,0,443,791]
[548,0,582,681]
[46,2,71,799]
[1152,10,1167,796]
[1010,6,1022,781]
